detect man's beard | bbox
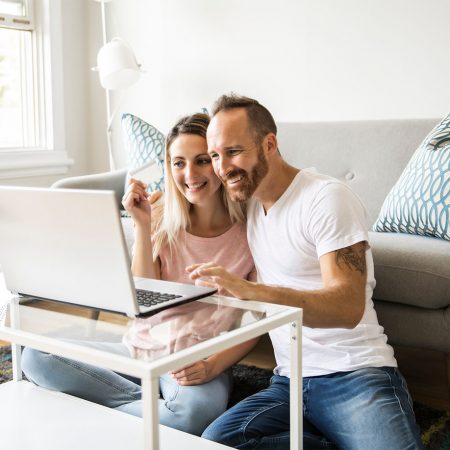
[221,147,268,202]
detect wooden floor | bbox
[2,300,449,411]
[394,345,450,411]
[239,333,276,369]
[0,299,128,348]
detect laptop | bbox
[0,186,217,317]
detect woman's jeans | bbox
[21,344,232,436]
[202,367,424,450]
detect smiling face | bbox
[169,133,222,206]
[207,108,269,202]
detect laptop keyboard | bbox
[136,288,182,308]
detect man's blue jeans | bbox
[202,367,424,449]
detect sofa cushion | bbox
[374,300,450,353]
[276,119,440,225]
[373,113,450,241]
[121,113,165,193]
[369,231,450,309]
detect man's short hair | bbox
[211,93,277,144]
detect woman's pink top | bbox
[158,222,256,296]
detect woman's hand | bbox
[170,359,215,386]
[122,178,161,228]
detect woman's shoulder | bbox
[216,221,247,241]
[228,221,247,235]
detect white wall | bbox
[297,0,450,120]
[94,0,450,170]
[5,0,450,182]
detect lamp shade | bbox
[96,38,141,90]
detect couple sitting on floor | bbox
[22,94,424,450]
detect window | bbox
[0,1,36,149]
[0,0,72,179]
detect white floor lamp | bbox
[92,0,143,170]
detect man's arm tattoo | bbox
[335,245,366,274]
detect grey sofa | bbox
[276,119,450,357]
[53,118,449,373]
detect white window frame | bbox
[0,0,73,179]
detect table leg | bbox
[290,319,302,450]
[142,375,160,450]
[10,298,22,381]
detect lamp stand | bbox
[106,95,123,171]
[101,1,115,171]
[94,1,142,171]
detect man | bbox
[187,94,424,449]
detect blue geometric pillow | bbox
[373,113,450,241]
[121,113,165,192]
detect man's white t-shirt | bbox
[247,170,397,377]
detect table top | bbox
[0,293,298,366]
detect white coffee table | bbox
[0,290,302,449]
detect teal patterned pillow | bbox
[373,113,450,241]
[122,113,165,192]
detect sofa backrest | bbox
[276,118,439,226]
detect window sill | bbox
[0,149,74,180]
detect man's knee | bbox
[201,420,232,444]
[201,409,247,447]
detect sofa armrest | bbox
[51,168,128,209]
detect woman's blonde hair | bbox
[152,112,246,260]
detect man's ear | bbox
[264,133,278,157]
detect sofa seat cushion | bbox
[369,231,450,309]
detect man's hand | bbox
[186,262,257,300]
[170,359,214,386]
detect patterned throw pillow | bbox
[121,113,165,193]
[373,113,450,241]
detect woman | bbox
[21,113,257,436]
